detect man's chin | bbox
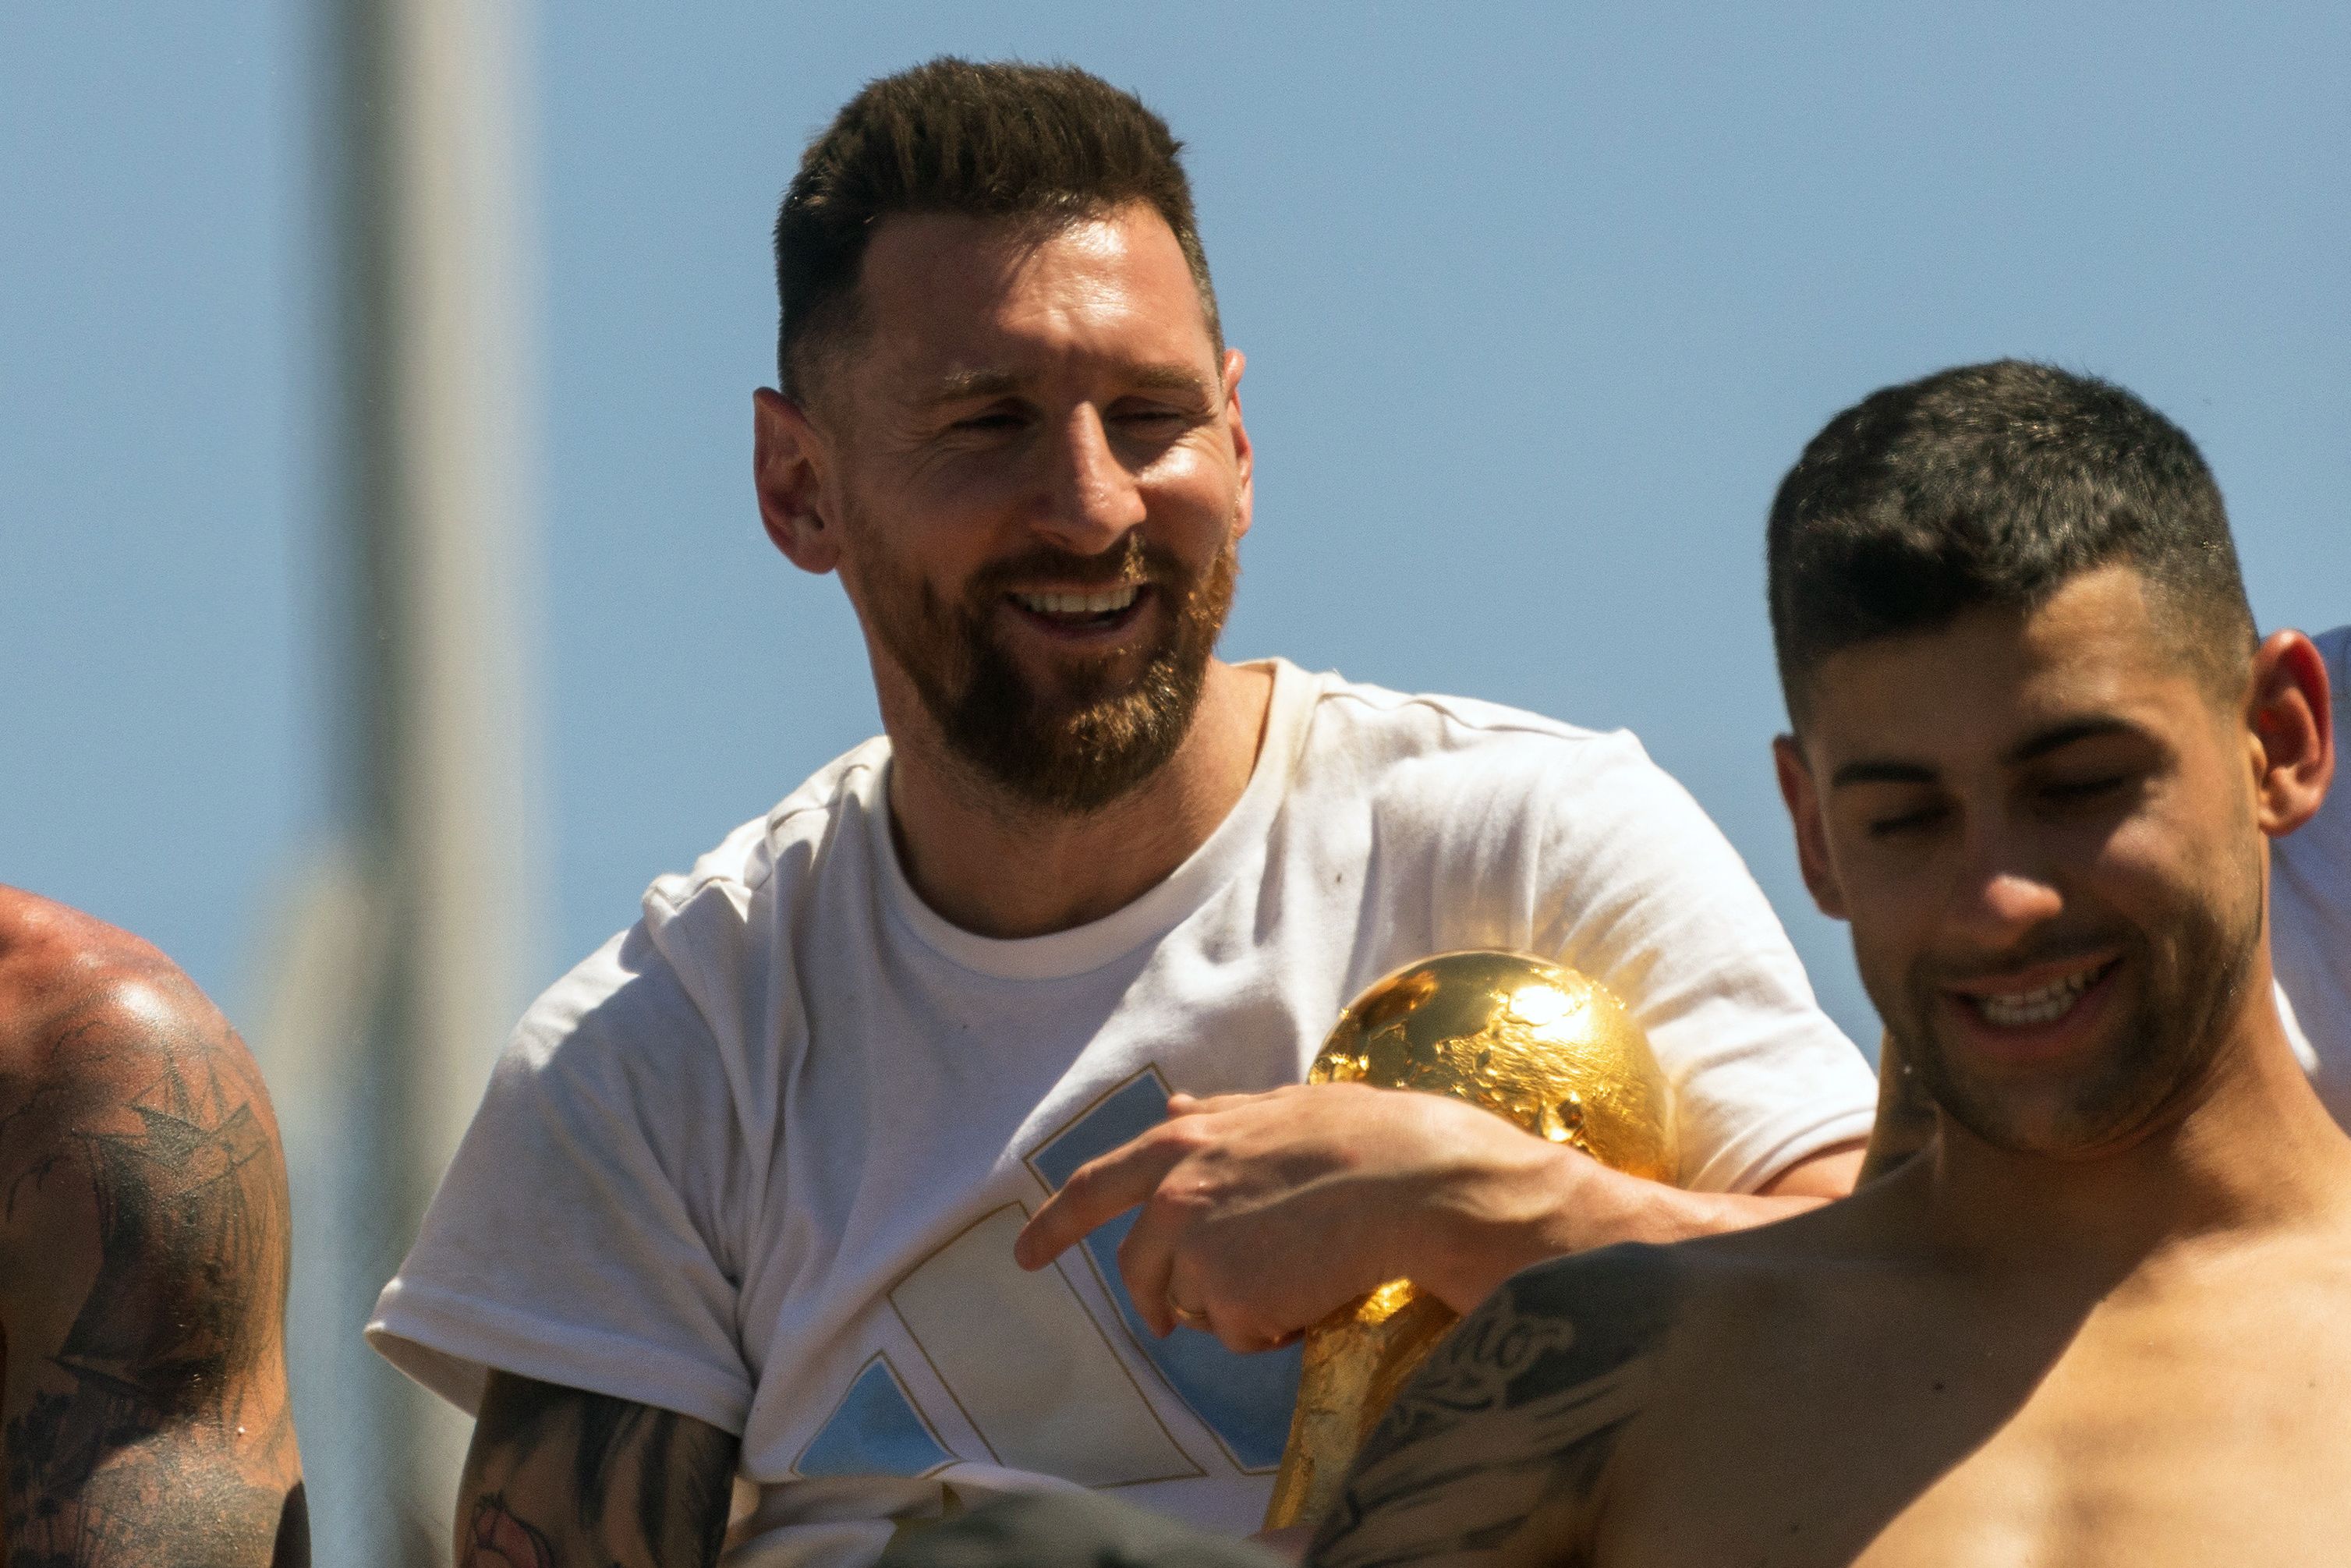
[937,675,1201,814]
[997,640,1167,706]
[1922,1049,2179,1159]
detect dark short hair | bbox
[774,57,1220,400]
[1767,359,2255,725]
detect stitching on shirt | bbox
[646,756,884,919]
[1312,681,1614,747]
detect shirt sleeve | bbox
[366,922,756,1434]
[1526,734,1878,1193]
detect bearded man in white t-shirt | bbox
[367,58,1877,1568]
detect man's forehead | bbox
[1799,568,2209,770]
[855,205,1215,374]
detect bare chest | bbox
[1592,1279,2351,1568]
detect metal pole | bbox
[262,2,539,1561]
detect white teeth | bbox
[1971,964,2108,1028]
[1013,584,1139,617]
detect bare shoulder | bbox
[0,887,303,1566]
[1308,1243,1690,1567]
[0,883,169,985]
[0,883,237,1035]
[0,883,289,1332]
[0,884,281,1168]
[1307,1202,1889,1568]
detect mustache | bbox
[1917,927,2130,988]
[966,536,1177,598]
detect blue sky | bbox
[7,0,2348,1060]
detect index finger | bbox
[1014,1128,1189,1271]
[1163,1088,1283,1117]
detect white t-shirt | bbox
[368,660,1875,1566]
[2277,625,2351,1123]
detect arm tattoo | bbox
[461,1372,739,1568]
[0,983,306,1566]
[464,1492,557,1568]
[1858,1032,1936,1185]
[1308,1245,1680,1568]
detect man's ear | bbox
[2247,628,2335,837]
[1220,348,1254,543]
[753,387,841,575]
[1774,733,1849,920]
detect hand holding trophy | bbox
[1262,950,1677,1531]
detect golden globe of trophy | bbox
[1262,950,1677,1531]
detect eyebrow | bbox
[1828,716,2146,790]
[2001,717,2142,766]
[909,362,1219,409]
[912,369,1021,408]
[1829,759,1937,789]
[1125,363,1220,399]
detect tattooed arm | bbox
[458,1372,739,1568]
[0,890,306,1566]
[1307,1245,1681,1568]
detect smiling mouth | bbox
[1962,958,2120,1028]
[1008,582,1144,627]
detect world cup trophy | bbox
[1262,950,1676,1531]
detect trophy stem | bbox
[1261,951,1676,1533]
[1262,1281,1459,1531]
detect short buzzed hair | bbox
[774,57,1221,400]
[1767,359,2256,726]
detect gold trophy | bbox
[1261,950,1676,1531]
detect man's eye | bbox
[1868,805,1947,838]
[2045,774,2131,804]
[953,412,1023,433]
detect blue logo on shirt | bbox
[1027,1071,1302,1471]
[798,1354,954,1479]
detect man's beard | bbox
[1876,856,2262,1158]
[856,529,1239,816]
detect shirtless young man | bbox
[1309,360,2351,1566]
[1865,618,2350,1174]
[0,887,306,1566]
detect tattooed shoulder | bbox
[0,888,304,1566]
[1309,1243,1683,1568]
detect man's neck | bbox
[882,658,1276,940]
[1915,972,2351,1276]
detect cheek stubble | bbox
[1880,848,2264,1157]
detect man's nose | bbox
[1947,823,2065,949]
[1035,405,1146,551]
